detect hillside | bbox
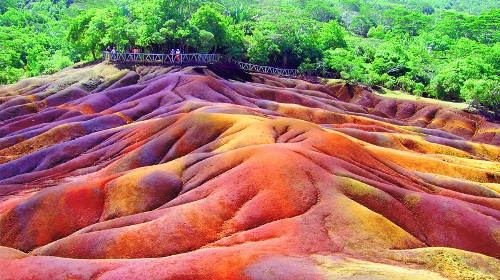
[0,63,499,279]
[1,0,499,114]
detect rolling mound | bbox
[0,62,499,279]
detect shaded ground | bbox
[0,62,498,279]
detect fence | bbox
[102,51,334,78]
[102,52,223,64]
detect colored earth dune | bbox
[0,62,499,279]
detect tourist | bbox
[175,49,181,63]
[105,46,111,59]
[111,47,116,59]
[170,49,175,62]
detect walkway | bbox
[102,51,334,78]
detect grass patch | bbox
[324,78,469,111]
[376,88,469,110]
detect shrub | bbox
[460,79,500,114]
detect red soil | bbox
[0,63,498,279]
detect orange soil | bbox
[0,63,498,279]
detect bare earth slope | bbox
[0,62,499,279]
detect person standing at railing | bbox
[104,46,111,60]
[111,47,116,59]
[170,49,175,62]
[175,49,181,63]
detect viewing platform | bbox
[102,51,334,78]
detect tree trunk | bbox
[283,55,288,68]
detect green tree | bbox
[129,1,166,50]
[435,11,469,39]
[172,23,200,53]
[223,23,246,59]
[466,9,500,45]
[367,25,385,39]
[305,1,341,23]
[189,4,230,52]
[429,58,495,101]
[101,7,132,51]
[460,79,500,114]
[195,30,215,53]
[371,41,409,77]
[0,0,16,14]
[324,48,367,82]
[349,15,373,37]
[340,0,361,12]
[67,9,105,60]
[247,24,280,64]
[394,10,431,36]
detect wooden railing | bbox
[102,51,334,78]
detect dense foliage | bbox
[0,0,499,113]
